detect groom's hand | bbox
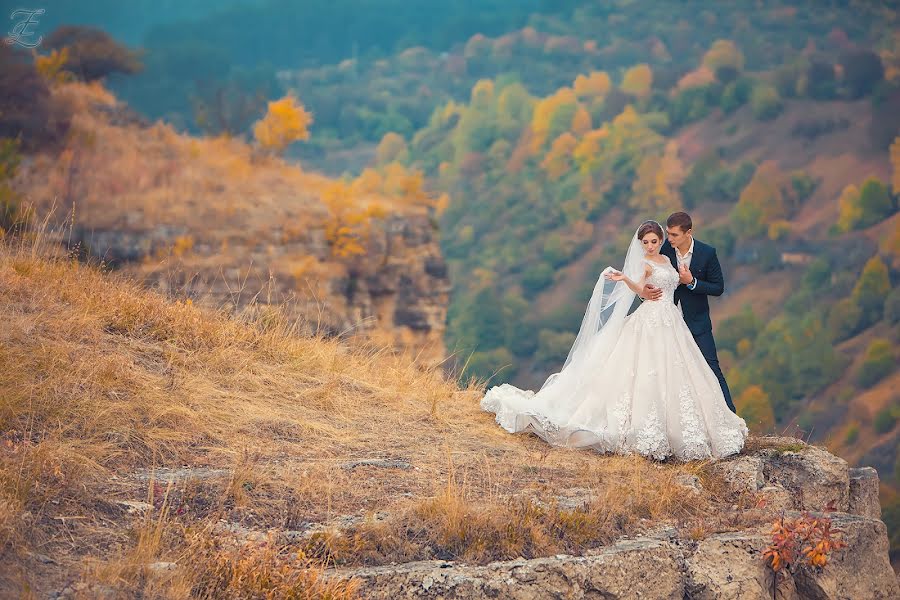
[641,283,662,301]
[678,263,693,285]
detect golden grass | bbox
[0,230,773,597]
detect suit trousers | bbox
[692,329,736,414]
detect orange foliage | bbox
[573,71,612,99]
[762,512,847,591]
[34,47,74,85]
[252,94,313,155]
[676,66,716,92]
[540,132,577,180]
[570,106,592,135]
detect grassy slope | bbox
[0,233,778,597]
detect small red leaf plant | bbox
[762,510,847,599]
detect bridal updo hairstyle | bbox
[637,220,663,241]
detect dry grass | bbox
[0,230,773,597]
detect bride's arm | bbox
[607,264,651,296]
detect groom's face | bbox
[666,226,692,250]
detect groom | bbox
[640,212,737,414]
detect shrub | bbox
[44,25,142,81]
[0,45,70,150]
[750,84,783,120]
[521,262,555,294]
[806,59,837,100]
[841,49,885,99]
[873,404,898,434]
[827,298,862,342]
[844,422,859,445]
[885,287,900,325]
[856,339,895,388]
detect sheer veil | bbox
[481,221,660,442]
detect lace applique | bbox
[634,408,670,460]
[613,390,632,449]
[677,385,711,460]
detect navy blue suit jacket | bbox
[659,238,724,336]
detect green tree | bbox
[857,339,895,388]
[852,256,891,328]
[750,84,783,120]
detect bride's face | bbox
[641,233,661,255]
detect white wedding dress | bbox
[481,226,748,461]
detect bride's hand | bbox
[606,269,624,281]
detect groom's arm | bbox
[686,250,724,297]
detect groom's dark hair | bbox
[666,211,692,232]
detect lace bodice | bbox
[643,257,680,303]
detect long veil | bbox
[480,221,656,445]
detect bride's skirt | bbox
[481,301,749,461]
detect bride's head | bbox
[637,220,664,256]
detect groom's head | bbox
[666,212,693,251]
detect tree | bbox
[857,177,895,227]
[836,184,862,232]
[731,161,786,236]
[805,59,836,100]
[856,339,895,388]
[0,44,70,150]
[253,94,313,155]
[621,64,653,99]
[375,132,408,165]
[44,25,141,81]
[573,71,611,100]
[891,136,900,192]
[702,39,745,82]
[750,84,783,120]
[841,49,884,99]
[736,385,775,433]
[852,256,891,327]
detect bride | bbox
[480,220,748,461]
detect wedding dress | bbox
[480,222,748,461]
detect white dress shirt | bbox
[675,235,694,270]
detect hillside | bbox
[8,80,451,368]
[0,236,896,598]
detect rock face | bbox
[334,537,685,600]
[72,211,451,368]
[334,512,897,600]
[329,438,898,599]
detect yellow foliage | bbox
[34,47,74,85]
[573,71,612,99]
[836,184,862,233]
[630,153,679,214]
[572,128,609,174]
[351,168,384,195]
[530,88,578,152]
[735,385,775,433]
[252,94,312,155]
[621,64,653,98]
[702,39,745,73]
[471,79,495,108]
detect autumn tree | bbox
[621,64,653,98]
[253,94,313,155]
[34,47,75,86]
[320,180,386,259]
[702,39,745,82]
[837,177,894,231]
[573,71,612,100]
[736,385,775,433]
[852,255,891,327]
[375,132,408,165]
[731,161,786,236]
[540,132,577,181]
[530,88,578,152]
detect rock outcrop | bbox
[329,437,899,599]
